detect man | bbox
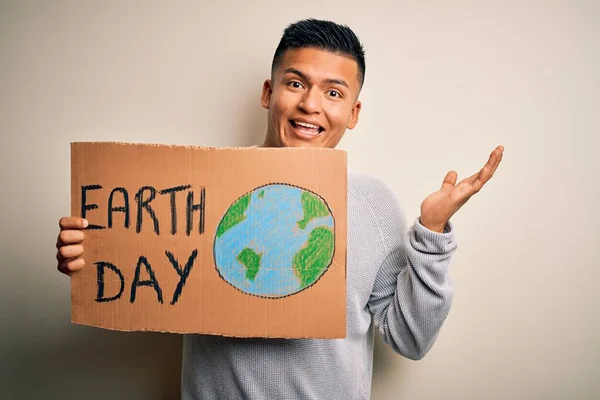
[56,19,503,399]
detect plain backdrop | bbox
[1,1,599,399]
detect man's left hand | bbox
[420,145,504,233]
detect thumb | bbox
[441,170,458,190]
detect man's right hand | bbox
[56,217,88,275]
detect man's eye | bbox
[328,90,341,98]
[289,81,303,88]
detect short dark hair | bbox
[271,19,366,88]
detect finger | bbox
[441,170,458,190]
[57,244,84,261]
[458,170,480,186]
[473,149,500,185]
[480,148,504,183]
[455,180,479,199]
[471,162,498,192]
[455,170,486,197]
[59,217,89,230]
[489,151,503,177]
[490,145,504,168]
[58,257,85,275]
[483,148,499,172]
[56,230,85,248]
[456,147,504,195]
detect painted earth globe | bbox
[213,184,335,298]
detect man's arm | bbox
[367,186,456,360]
[367,145,503,359]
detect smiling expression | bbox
[261,47,362,148]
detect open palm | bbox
[420,145,504,232]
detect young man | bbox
[56,19,503,399]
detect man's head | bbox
[261,19,365,148]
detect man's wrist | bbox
[419,217,447,233]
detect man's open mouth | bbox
[290,120,324,136]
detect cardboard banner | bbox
[70,142,347,338]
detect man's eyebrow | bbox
[283,68,349,89]
[322,78,349,89]
[283,68,310,82]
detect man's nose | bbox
[298,88,321,114]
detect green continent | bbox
[297,191,330,230]
[217,193,251,238]
[236,247,262,281]
[293,226,334,288]
[258,190,264,199]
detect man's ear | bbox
[261,79,273,110]
[347,100,362,130]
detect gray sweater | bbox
[182,172,457,399]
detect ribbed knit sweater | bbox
[182,172,457,400]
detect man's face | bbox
[261,48,362,148]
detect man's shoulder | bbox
[348,171,405,221]
[347,171,407,250]
[348,171,397,202]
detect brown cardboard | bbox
[70,142,347,338]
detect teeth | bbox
[296,121,319,129]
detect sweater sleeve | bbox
[366,181,457,360]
